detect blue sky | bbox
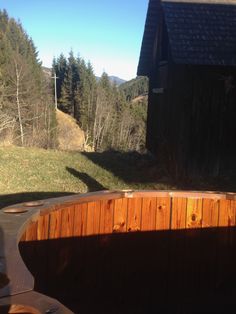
[1,0,148,80]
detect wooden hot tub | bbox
[1,190,236,313]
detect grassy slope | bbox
[56,109,85,150]
[0,146,168,208]
[0,147,121,194]
[1,146,235,208]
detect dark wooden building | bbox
[138,0,236,177]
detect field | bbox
[1,146,235,209]
[0,146,171,208]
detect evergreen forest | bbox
[0,9,148,152]
[52,53,148,151]
[0,9,56,148]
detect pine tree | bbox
[52,53,67,101]
[60,50,80,117]
[76,59,97,136]
[0,9,56,148]
[52,50,147,152]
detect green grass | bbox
[1,146,235,209]
[0,147,120,194]
[0,146,170,208]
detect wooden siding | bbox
[147,64,236,176]
[18,191,236,314]
[20,195,236,241]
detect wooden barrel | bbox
[1,190,236,313]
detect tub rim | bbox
[0,189,236,310]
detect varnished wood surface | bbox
[14,190,236,244]
[1,190,236,313]
[0,291,73,314]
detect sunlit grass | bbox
[0,147,116,194]
[1,146,233,208]
[0,146,169,207]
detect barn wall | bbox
[147,64,236,177]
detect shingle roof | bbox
[137,0,161,76]
[137,0,236,76]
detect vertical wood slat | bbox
[171,197,187,229]
[113,198,128,232]
[61,206,75,238]
[20,231,26,242]
[100,200,114,234]
[202,198,219,228]
[168,196,186,309]
[86,201,101,235]
[127,198,142,232]
[73,203,88,236]
[37,214,50,240]
[36,214,50,286]
[156,197,171,230]
[231,200,236,226]
[186,198,203,229]
[49,209,62,239]
[141,197,156,231]
[219,199,236,227]
[20,195,236,241]
[25,221,38,241]
[216,200,236,293]
[184,198,203,299]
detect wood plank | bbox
[171,197,187,230]
[36,214,50,289]
[100,199,114,234]
[61,206,75,238]
[49,209,62,239]
[141,197,156,231]
[216,200,236,297]
[219,199,235,227]
[231,200,236,227]
[8,304,41,314]
[113,198,128,232]
[25,221,38,241]
[184,200,203,302]
[156,197,171,230]
[86,201,101,235]
[202,198,219,228]
[186,198,203,229]
[167,229,186,312]
[73,203,88,236]
[127,197,142,232]
[20,231,26,242]
[37,214,50,240]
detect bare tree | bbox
[14,59,24,145]
[0,112,15,132]
[92,86,116,150]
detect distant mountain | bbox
[43,67,126,87]
[119,76,149,101]
[96,75,126,86]
[108,76,126,86]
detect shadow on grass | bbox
[66,167,106,191]
[82,150,236,192]
[82,150,157,184]
[0,192,76,209]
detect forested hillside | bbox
[53,53,148,152]
[120,76,148,101]
[0,10,56,148]
[0,9,148,152]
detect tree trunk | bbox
[15,61,24,146]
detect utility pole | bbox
[52,73,59,109]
